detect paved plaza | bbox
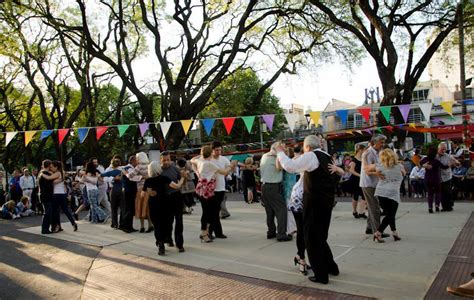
[1,193,473,299]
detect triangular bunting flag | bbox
[5,132,18,146]
[385,126,394,133]
[336,109,349,127]
[284,113,298,132]
[364,129,372,135]
[58,129,69,145]
[222,117,236,135]
[201,119,215,136]
[24,131,37,146]
[409,123,416,128]
[345,130,354,135]
[418,103,433,122]
[355,130,362,135]
[262,114,275,131]
[160,122,172,138]
[440,101,453,116]
[77,128,89,144]
[376,127,383,133]
[379,106,392,122]
[96,126,108,141]
[117,125,130,137]
[139,122,149,137]
[40,130,53,140]
[398,104,411,123]
[309,112,321,126]
[241,116,256,133]
[357,107,371,122]
[180,120,193,135]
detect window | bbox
[412,89,429,102]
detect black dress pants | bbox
[168,193,184,248]
[110,187,123,228]
[121,188,136,230]
[209,191,225,236]
[304,201,336,282]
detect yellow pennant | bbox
[409,123,416,128]
[180,119,193,135]
[309,111,321,126]
[440,101,453,116]
[24,131,37,146]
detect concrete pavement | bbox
[11,193,472,299]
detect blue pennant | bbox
[201,119,215,136]
[39,130,53,140]
[336,109,349,127]
[77,128,89,144]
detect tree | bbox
[309,0,461,124]
[200,68,284,144]
[37,0,330,149]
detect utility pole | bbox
[459,2,470,148]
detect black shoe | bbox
[277,235,292,242]
[41,230,53,234]
[168,240,175,247]
[158,243,165,256]
[178,247,185,253]
[73,224,78,232]
[111,224,118,229]
[308,276,328,284]
[130,228,138,232]
[121,228,132,233]
[359,213,368,219]
[215,234,227,239]
[381,233,390,238]
[267,233,276,239]
[329,264,339,276]
[429,208,433,214]
[73,213,79,221]
[353,212,360,219]
[139,227,145,233]
[365,228,373,235]
[221,214,231,219]
[435,206,440,212]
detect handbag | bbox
[195,177,216,200]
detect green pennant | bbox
[241,116,256,133]
[376,127,383,133]
[117,125,130,137]
[379,106,392,122]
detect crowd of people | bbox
[0,135,469,285]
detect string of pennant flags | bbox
[2,99,474,147]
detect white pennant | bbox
[160,121,172,138]
[418,103,433,121]
[5,132,18,146]
[284,113,298,132]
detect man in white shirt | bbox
[276,135,344,284]
[210,141,233,238]
[409,164,425,198]
[19,168,35,206]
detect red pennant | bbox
[222,117,236,135]
[58,129,69,145]
[384,126,394,133]
[96,126,108,141]
[357,107,371,122]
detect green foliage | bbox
[199,69,284,144]
[343,141,355,154]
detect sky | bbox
[271,57,382,111]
